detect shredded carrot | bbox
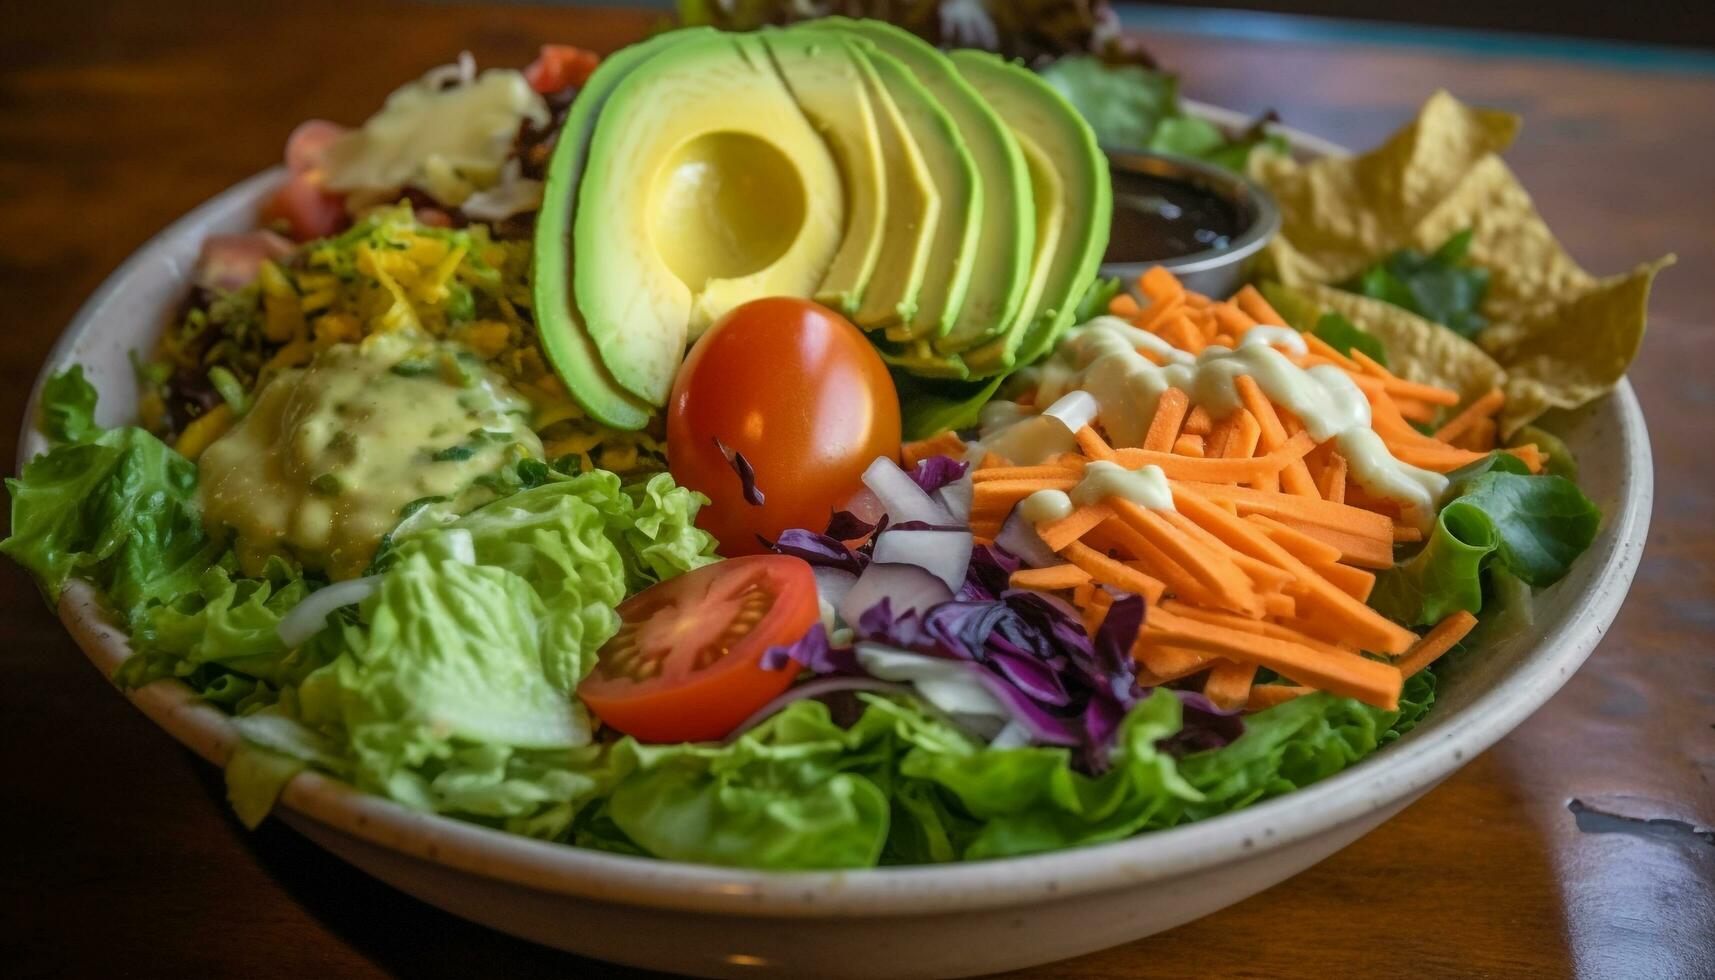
[1250,514,1344,566]
[1135,644,1215,683]
[1173,480,1394,544]
[1010,564,1093,591]
[1076,424,1117,461]
[901,430,965,469]
[1204,661,1258,711]
[1395,610,1479,677]
[1246,685,1313,710]
[1317,452,1348,503]
[1213,301,1254,338]
[979,451,1007,469]
[1037,503,1114,552]
[1181,405,1214,435]
[993,267,1526,711]
[1139,265,1184,303]
[1234,284,1286,326]
[1143,608,1402,709]
[1173,433,1206,457]
[1060,541,1166,603]
[1316,561,1376,603]
[1109,430,1315,484]
[1170,489,1417,654]
[1234,376,1319,497]
[1144,388,1191,452]
[972,464,1082,483]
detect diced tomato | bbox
[578,555,817,743]
[261,174,348,242]
[523,44,600,95]
[196,231,295,292]
[284,119,347,176]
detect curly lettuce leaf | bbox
[582,679,1436,867]
[599,699,900,870]
[39,366,100,444]
[1373,452,1600,626]
[1039,56,1285,169]
[2,424,223,625]
[553,469,721,588]
[114,557,329,693]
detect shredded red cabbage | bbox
[759,482,1246,767]
[712,436,765,506]
[906,454,969,494]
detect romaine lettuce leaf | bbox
[38,365,99,444]
[580,678,1436,867]
[1373,452,1600,626]
[115,557,327,692]
[3,422,223,625]
[599,699,898,870]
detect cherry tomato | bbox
[261,174,347,242]
[668,297,901,555]
[523,45,601,95]
[579,555,817,742]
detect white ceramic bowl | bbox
[18,108,1650,979]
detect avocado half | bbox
[531,21,1110,429]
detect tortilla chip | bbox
[1252,90,1519,285]
[1286,282,1508,405]
[1253,92,1672,435]
[1493,258,1671,434]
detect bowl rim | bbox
[20,105,1653,921]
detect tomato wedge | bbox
[579,555,816,743]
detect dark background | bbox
[1150,0,1715,48]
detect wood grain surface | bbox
[1,4,1711,978]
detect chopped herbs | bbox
[1342,229,1491,339]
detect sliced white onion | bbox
[811,566,858,621]
[1042,390,1100,434]
[839,486,888,529]
[440,527,476,565]
[839,562,952,628]
[934,473,974,524]
[872,527,973,593]
[276,575,382,648]
[854,643,1009,721]
[862,456,953,527]
[995,506,1061,567]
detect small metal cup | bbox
[1099,151,1281,301]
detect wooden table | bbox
[2,4,1710,977]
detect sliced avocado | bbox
[950,51,1112,372]
[835,20,1033,353]
[762,30,888,318]
[844,45,944,332]
[533,29,711,430]
[574,32,846,405]
[962,131,1064,375]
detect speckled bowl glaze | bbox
[19,107,1651,979]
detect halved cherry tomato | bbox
[667,297,901,555]
[523,44,601,95]
[579,555,816,743]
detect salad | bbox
[3,16,1668,871]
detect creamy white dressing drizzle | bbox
[982,315,1448,527]
[1019,488,1074,523]
[1072,461,1174,511]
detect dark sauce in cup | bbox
[1103,169,1246,264]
